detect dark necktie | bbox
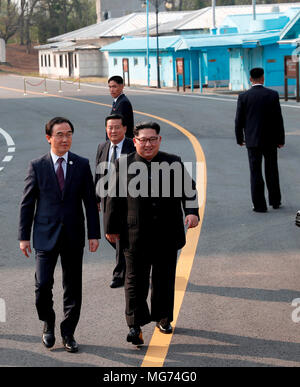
[111,145,118,164]
[56,157,65,191]
[112,100,116,111]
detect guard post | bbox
[176,58,185,92]
[122,58,130,87]
[284,55,299,102]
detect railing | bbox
[23,77,48,95]
[23,76,81,95]
[58,77,81,93]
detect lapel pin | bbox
[69,161,73,165]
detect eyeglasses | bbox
[135,136,159,145]
[52,132,73,139]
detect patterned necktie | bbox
[111,145,118,164]
[56,157,65,191]
[112,100,116,111]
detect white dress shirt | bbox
[108,138,125,165]
[51,150,68,178]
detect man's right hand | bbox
[20,241,32,258]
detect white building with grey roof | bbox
[35,3,300,80]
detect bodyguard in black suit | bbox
[18,117,100,352]
[105,121,199,345]
[95,114,135,288]
[108,75,134,138]
[235,67,285,212]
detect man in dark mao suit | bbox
[105,121,199,345]
[108,75,134,139]
[235,67,285,212]
[18,117,100,353]
[95,114,135,288]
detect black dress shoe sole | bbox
[272,204,281,209]
[127,332,144,345]
[252,208,267,213]
[62,342,78,353]
[63,346,78,353]
[110,280,124,288]
[156,323,173,334]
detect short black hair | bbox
[45,117,74,136]
[105,114,126,127]
[108,75,124,84]
[250,67,264,80]
[134,121,160,136]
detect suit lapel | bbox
[103,141,110,162]
[63,152,75,198]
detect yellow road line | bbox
[0,85,207,367]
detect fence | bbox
[23,77,81,95]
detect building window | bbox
[113,58,118,66]
[48,54,51,67]
[134,58,138,66]
[144,57,147,67]
[74,54,77,68]
[65,55,68,68]
[54,55,56,67]
[44,54,47,67]
[60,55,63,68]
[41,55,43,67]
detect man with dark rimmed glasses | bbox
[105,121,199,345]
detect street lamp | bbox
[141,0,173,88]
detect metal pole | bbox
[155,0,161,88]
[252,0,256,20]
[212,0,216,29]
[147,0,150,87]
[44,77,48,94]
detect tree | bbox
[0,0,20,43]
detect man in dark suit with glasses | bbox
[18,117,100,353]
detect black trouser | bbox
[35,229,83,337]
[108,239,126,281]
[247,146,281,209]
[124,247,178,328]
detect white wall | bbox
[78,50,102,76]
[39,50,70,78]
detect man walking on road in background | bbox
[18,117,100,353]
[108,75,134,139]
[235,67,285,213]
[95,114,135,289]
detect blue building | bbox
[101,7,300,94]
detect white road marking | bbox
[3,155,13,162]
[0,127,15,172]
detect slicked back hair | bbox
[108,75,124,84]
[250,67,264,80]
[105,114,126,127]
[134,121,160,136]
[45,117,74,136]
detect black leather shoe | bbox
[272,203,281,209]
[156,319,173,334]
[42,321,55,348]
[62,335,78,353]
[252,207,267,213]
[127,326,144,345]
[110,278,124,288]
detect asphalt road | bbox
[1,74,300,370]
